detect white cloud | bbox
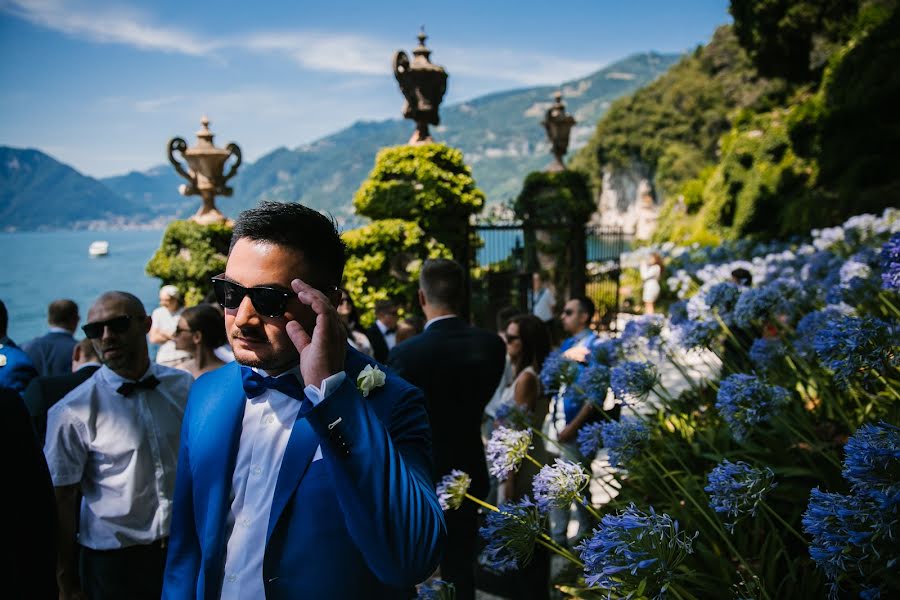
[2,1,603,84]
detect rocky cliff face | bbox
[590,161,659,240]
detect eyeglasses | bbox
[562,308,577,316]
[174,327,191,336]
[505,334,521,344]
[211,276,294,318]
[82,315,133,339]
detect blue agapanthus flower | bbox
[610,361,657,401]
[812,314,899,389]
[842,421,900,509]
[749,337,786,376]
[600,417,650,469]
[486,427,533,481]
[802,487,897,600]
[677,319,720,350]
[577,504,697,599]
[540,349,579,392]
[532,458,590,511]
[733,280,801,328]
[565,363,611,407]
[621,314,666,353]
[880,232,900,291]
[793,308,842,360]
[705,281,742,318]
[577,421,604,459]
[493,400,533,431]
[705,460,777,533]
[435,470,471,511]
[478,496,545,573]
[590,338,621,366]
[715,374,791,442]
[416,579,455,600]
[669,299,689,326]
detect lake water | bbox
[0,229,165,345]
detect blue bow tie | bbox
[240,366,305,400]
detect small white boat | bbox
[89,240,109,257]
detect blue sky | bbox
[0,0,731,178]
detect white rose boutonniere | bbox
[356,364,386,397]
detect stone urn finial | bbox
[542,90,576,172]
[393,28,449,145]
[167,116,242,225]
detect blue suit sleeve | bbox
[163,400,201,599]
[300,377,447,587]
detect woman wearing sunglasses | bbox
[172,304,227,378]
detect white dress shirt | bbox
[376,319,397,351]
[44,363,193,549]
[220,366,345,599]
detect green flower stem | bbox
[578,498,603,522]
[464,493,499,513]
[647,455,769,600]
[873,370,900,401]
[760,502,807,546]
[878,292,900,318]
[525,454,544,470]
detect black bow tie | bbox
[116,375,160,397]
[385,329,397,335]
[241,367,305,400]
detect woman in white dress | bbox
[149,285,191,368]
[640,253,664,315]
[496,314,551,502]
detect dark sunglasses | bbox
[82,315,133,339]
[211,276,293,318]
[505,334,521,343]
[562,308,577,316]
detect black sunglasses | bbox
[505,334,521,343]
[82,315,133,339]
[211,276,294,318]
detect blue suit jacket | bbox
[0,341,38,394]
[23,331,77,377]
[163,347,446,599]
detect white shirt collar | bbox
[100,362,155,387]
[48,326,73,335]
[76,361,102,372]
[424,314,458,330]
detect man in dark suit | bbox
[388,259,506,600]
[365,299,399,362]
[23,338,101,445]
[24,299,80,377]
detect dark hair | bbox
[731,268,753,287]
[570,296,596,323]
[496,306,520,332]
[48,299,79,326]
[338,288,365,334]
[419,259,465,311]
[374,300,398,316]
[0,299,8,337]
[181,304,227,349]
[508,314,550,375]
[231,201,346,288]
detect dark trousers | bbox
[80,539,167,600]
[441,502,478,600]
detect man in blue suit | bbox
[163,201,446,599]
[23,299,80,377]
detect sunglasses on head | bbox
[211,276,294,318]
[82,315,133,339]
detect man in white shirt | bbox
[44,291,193,600]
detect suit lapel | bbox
[265,347,371,544]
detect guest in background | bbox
[45,291,192,600]
[493,313,552,600]
[337,288,373,356]
[640,253,663,315]
[483,306,520,439]
[23,338,101,445]
[731,267,753,287]
[1,387,58,599]
[388,259,506,600]
[395,314,425,344]
[366,299,399,362]
[23,299,80,377]
[531,271,557,344]
[173,304,227,378]
[0,299,38,394]
[201,294,236,363]
[149,285,191,368]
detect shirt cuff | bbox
[304,371,347,406]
